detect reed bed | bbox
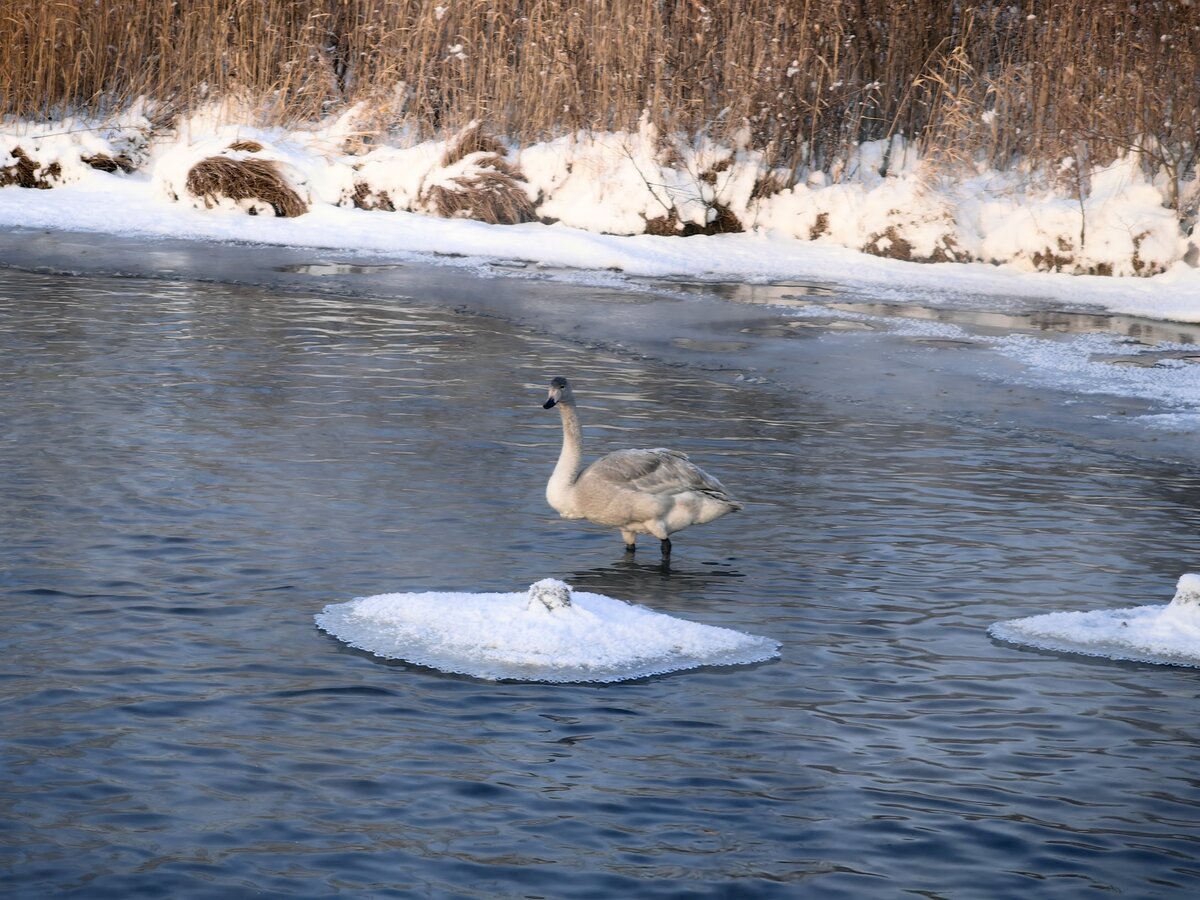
[2,1,1196,198]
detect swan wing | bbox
[582,448,739,503]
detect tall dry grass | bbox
[2,1,1196,203]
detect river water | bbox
[3,242,1200,898]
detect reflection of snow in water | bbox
[316,579,779,682]
[990,574,1200,667]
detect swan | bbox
[541,376,742,556]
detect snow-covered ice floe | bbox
[989,574,1200,667]
[315,578,779,682]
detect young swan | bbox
[542,376,742,556]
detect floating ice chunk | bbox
[527,577,573,611]
[316,580,779,682]
[1173,573,1200,606]
[989,574,1200,666]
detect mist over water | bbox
[3,265,1200,897]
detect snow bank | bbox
[315,579,779,682]
[967,158,1184,277]
[523,120,760,235]
[2,110,1193,281]
[0,107,152,187]
[2,111,1198,322]
[990,574,1200,667]
[152,135,317,217]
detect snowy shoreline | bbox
[2,112,1198,323]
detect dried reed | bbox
[1,1,1195,203]
[423,171,537,225]
[185,157,308,217]
[81,153,135,173]
[1,147,60,188]
[419,122,537,224]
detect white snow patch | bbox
[315,581,779,682]
[990,575,1200,667]
[0,106,153,183]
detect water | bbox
[3,265,1200,898]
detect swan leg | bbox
[660,538,672,557]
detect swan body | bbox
[542,376,742,555]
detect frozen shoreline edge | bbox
[2,112,1198,324]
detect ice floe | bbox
[990,574,1200,666]
[316,578,779,682]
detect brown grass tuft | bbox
[442,122,509,167]
[419,122,537,225]
[928,235,972,264]
[751,171,791,202]
[185,156,307,217]
[82,153,135,173]
[1,146,60,188]
[642,213,679,237]
[226,140,264,153]
[644,204,743,237]
[809,212,831,241]
[1129,232,1166,277]
[704,203,744,236]
[423,171,537,225]
[862,226,915,262]
[351,181,395,212]
[1031,238,1077,273]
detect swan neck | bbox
[556,405,585,480]
[553,401,583,486]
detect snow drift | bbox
[2,108,1194,280]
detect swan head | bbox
[542,376,573,409]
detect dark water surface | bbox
[3,266,1200,898]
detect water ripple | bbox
[2,270,1199,897]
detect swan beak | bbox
[542,397,557,409]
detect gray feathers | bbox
[580,448,741,509]
[543,376,741,550]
